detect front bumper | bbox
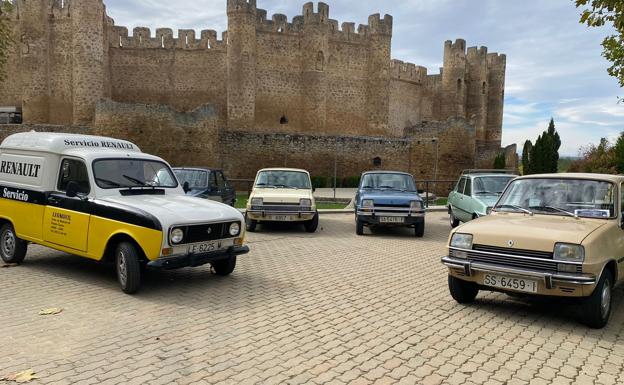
[357,211,425,225]
[247,209,316,222]
[148,245,250,270]
[441,255,597,297]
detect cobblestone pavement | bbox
[2,212,624,385]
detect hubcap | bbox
[2,229,15,257]
[601,278,611,319]
[117,250,127,287]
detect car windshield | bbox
[361,173,416,191]
[494,178,615,218]
[93,159,178,189]
[174,169,208,189]
[255,170,311,189]
[473,176,515,195]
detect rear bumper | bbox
[441,255,597,296]
[148,245,250,270]
[357,212,424,226]
[247,210,316,222]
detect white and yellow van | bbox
[0,132,248,293]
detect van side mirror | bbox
[183,181,190,193]
[66,181,80,198]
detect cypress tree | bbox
[522,140,532,175]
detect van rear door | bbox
[43,158,91,251]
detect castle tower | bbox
[441,39,467,120]
[301,2,329,132]
[71,0,107,124]
[226,0,257,130]
[16,0,52,123]
[366,14,392,134]
[466,46,489,150]
[485,53,506,151]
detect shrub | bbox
[311,176,329,188]
[342,176,361,188]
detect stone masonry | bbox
[0,0,514,180]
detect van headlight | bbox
[450,233,473,249]
[251,197,263,206]
[554,243,584,262]
[410,200,423,210]
[170,228,184,244]
[229,222,241,237]
[362,199,374,208]
[300,198,312,207]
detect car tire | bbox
[356,219,365,235]
[0,223,27,264]
[449,210,460,228]
[448,275,478,304]
[212,255,236,276]
[414,220,425,238]
[304,212,319,233]
[245,214,257,232]
[115,242,141,294]
[581,270,613,329]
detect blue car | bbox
[355,171,426,237]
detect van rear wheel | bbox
[116,242,141,294]
[0,223,27,264]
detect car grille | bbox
[449,246,582,273]
[251,205,306,212]
[374,203,410,208]
[174,221,240,245]
[473,244,553,259]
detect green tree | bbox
[0,0,14,83]
[613,131,624,173]
[522,140,533,175]
[528,119,561,174]
[569,137,616,173]
[575,0,624,88]
[493,153,506,169]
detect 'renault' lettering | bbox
[62,139,133,150]
[0,161,41,178]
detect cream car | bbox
[442,173,624,328]
[245,168,319,233]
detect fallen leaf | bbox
[3,369,38,383]
[1,263,18,268]
[38,308,63,316]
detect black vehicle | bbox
[173,167,236,206]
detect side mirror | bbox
[312,187,316,193]
[183,181,190,194]
[66,181,80,198]
[418,189,425,194]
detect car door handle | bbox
[48,196,61,205]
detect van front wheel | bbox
[116,242,141,294]
[0,223,27,264]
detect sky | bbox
[104,0,623,157]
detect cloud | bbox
[104,0,623,156]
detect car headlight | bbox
[410,200,423,210]
[229,222,241,237]
[300,198,312,207]
[251,197,263,206]
[170,228,184,244]
[362,199,374,208]
[554,243,585,262]
[450,233,473,249]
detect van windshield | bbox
[93,159,178,189]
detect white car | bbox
[0,132,249,293]
[245,168,319,233]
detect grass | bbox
[433,197,448,206]
[234,193,347,210]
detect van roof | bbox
[0,132,141,155]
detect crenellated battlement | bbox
[444,39,467,56]
[302,2,329,24]
[368,14,392,36]
[390,60,427,83]
[107,25,227,51]
[467,46,488,60]
[227,0,256,14]
[487,53,506,67]
[51,0,71,18]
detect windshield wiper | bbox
[379,185,397,190]
[122,175,148,187]
[495,204,533,215]
[530,205,576,217]
[96,177,122,187]
[475,191,495,194]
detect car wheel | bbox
[245,213,257,232]
[212,255,236,276]
[356,219,365,235]
[414,220,425,238]
[304,212,319,233]
[449,210,460,228]
[116,242,141,294]
[581,270,613,329]
[448,275,478,303]
[0,223,27,264]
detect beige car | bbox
[245,168,318,233]
[442,173,624,328]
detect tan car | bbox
[245,168,318,233]
[442,173,624,328]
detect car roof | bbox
[515,173,624,183]
[257,168,309,173]
[0,131,141,156]
[361,170,413,176]
[466,173,517,178]
[173,167,222,172]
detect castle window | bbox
[161,35,165,48]
[185,35,189,48]
[280,115,288,125]
[457,78,462,91]
[277,27,284,33]
[316,51,324,71]
[119,36,123,47]
[482,81,487,94]
[373,157,382,167]
[207,39,212,49]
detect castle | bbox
[0,0,516,184]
